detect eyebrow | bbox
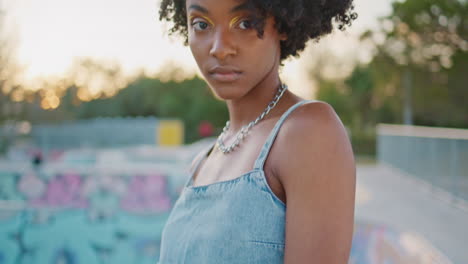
[230,3,249,13]
[187,3,250,14]
[188,4,209,14]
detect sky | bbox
[2,0,394,98]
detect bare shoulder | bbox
[274,99,356,192]
[275,100,356,263]
[284,100,344,132]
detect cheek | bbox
[245,37,279,65]
[188,35,207,65]
[188,32,196,53]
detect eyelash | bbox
[190,18,253,31]
[238,19,252,30]
[191,20,210,31]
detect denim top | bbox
[158,99,315,264]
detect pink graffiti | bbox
[120,173,171,214]
[31,172,88,208]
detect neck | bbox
[224,71,288,136]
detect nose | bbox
[209,28,237,61]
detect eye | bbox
[238,19,253,30]
[191,20,210,31]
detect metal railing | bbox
[377,124,468,202]
[31,116,159,150]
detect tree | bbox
[0,2,22,153]
[313,0,468,156]
[360,0,468,128]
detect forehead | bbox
[186,0,250,14]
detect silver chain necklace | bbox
[216,83,288,154]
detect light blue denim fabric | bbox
[158,100,316,264]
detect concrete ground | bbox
[355,163,468,264]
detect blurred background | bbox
[0,0,467,263]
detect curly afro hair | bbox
[159,0,358,62]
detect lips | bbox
[208,65,242,82]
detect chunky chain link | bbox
[216,83,288,154]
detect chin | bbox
[206,82,247,101]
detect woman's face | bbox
[186,0,285,100]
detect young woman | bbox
[158,0,357,263]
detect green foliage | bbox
[315,78,353,126]
[316,0,468,156]
[73,75,228,143]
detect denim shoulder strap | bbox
[253,99,317,171]
[184,141,216,187]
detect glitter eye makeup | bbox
[189,15,215,27]
[229,16,241,28]
[188,14,251,30]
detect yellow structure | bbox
[157,120,184,146]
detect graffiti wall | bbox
[0,142,453,264]
[0,168,176,264]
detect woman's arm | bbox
[278,102,356,264]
